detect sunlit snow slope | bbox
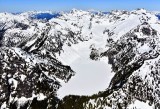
[57,40,113,98]
[1,9,160,109]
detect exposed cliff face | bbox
[0,12,76,109]
[84,10,160,109]
[0,9,160,109]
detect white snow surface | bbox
[55,9,160,98]
[57,37,114,98]
[128,100,154,109]
[0,102,6,109]
[1,9,160,103]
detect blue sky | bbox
[0,0,160,12]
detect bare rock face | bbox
[84,21,160,109]
[0,15,76,109]
[1,9,160,109]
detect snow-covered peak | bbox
[132,8,147,14]
[0,9,160,109]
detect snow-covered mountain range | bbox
[0,9,160,109]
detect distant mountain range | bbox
[0,9,160,109]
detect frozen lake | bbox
[57,41,114,99]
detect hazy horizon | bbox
[0,0,160,13]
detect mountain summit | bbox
[0,9,160,109]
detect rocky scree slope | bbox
[0,9,160,109]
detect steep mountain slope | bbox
[84,9,160,109]
[0,9,160,109]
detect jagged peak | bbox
[1,8,160,109]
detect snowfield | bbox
[0,9,160,109]
[57,41,114,98]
